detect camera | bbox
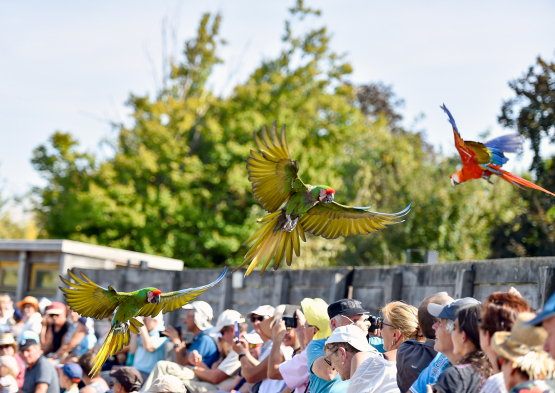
[160,326,182,338]
[367,315,382,332]
[283,305,301,329]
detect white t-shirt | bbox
[347,353,400,393]
[0,310,13,334]
[0,375,18,393]
[22,313,42,335]
[480,372,507,393]
[258,341,293,393]
[218,350,241,377]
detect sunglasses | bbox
[341,315,368,325]
[379,321,398,330]
[250,316,266,323]
[324,348,338,366]
[0,345,11,350]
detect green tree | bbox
[31,1,519,268]
[489,56,555,258]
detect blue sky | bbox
[0,0,554,200]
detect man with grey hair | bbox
[173,301,219,368]
[408,297,479,393]
[399,292,453,393]
[20,339,60,393]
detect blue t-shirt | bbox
[307,338,349,393]
[190,331,219,368]
[368,335,385,354]
[133,329,168,374]
[409,352,450,393]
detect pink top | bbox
[278,349,309,393]
[13,354,25,389]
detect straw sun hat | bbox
[491,312,555,380]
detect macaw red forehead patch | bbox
[325,188,335,194]
[152,290,162,295]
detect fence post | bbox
[384,269,403,302]
[218,273,233,315]
[272,271,290,305]
[538,266,555,309]
[454,267,475,299]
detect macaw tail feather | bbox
[90,323,131,376]
[495,167,555,196]
[237,210,306,276]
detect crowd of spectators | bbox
[0,284,555,393]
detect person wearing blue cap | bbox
[527,291,555,359]
[59,363,83,393]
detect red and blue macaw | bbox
[441,104,555,196]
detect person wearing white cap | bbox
[231,305,295,393]
[165,301,219,369]
[146,375,186,393]
[247,305,274,337]
[324,325,399,393]
[141,309,247,393]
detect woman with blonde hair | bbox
[381,301,424,362]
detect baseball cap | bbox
[147,375,186,393]
[19,338,39,351]
[428,297,480,321]
[243,331,263,345]
[327,299,368,319]
[183,301,214,331]
[247,305,275,319]
[210,310,245,333]
[46,302,66,315]
[19,331,40,344]
[527,292,555,326]
[325,325,378,353]
[61,363,83,382]
[110,367,143,392]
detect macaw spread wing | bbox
[464,141,491,164]
[300,201,412,239]
[440,104,474,162]
[248,122,305,213]
[60,270,129,319]
[136,268,227,317]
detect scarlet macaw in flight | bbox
[441,104,555,196]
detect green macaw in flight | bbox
[238,122,411,276]
[59,268,227,375]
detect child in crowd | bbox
[0,356,19,393]
[59,363,83,393]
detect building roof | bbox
[0,239,183,271]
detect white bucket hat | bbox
[325,325,378,353]
[183,301,214,331]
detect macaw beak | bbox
[322,193,334,203]
[450,177,459,187]
[153,294,161,304]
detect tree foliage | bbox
[490,56,555,258]
[31,2,520,268]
